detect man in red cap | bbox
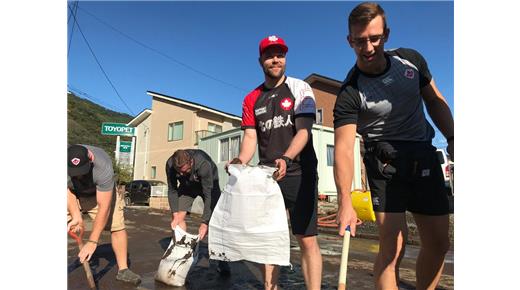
[232,35,322,289]
[67,144,141,285]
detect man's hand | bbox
[78,241,97,263]
[198,223,208,240]
[336,204,358,237]
[87,149,95,162]
[273,158,287,181]
[67,216,84,234]
[225,157,243,174]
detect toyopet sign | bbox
[101,122,134,136]
[119,141,132,153]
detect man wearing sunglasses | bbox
[333,2,454,290]
[165,148,230,275]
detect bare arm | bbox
[76,189,111,263]
[90,189,112,242]
[237,128,258,164]
[333,124,359,237]
[272,117,313,180]
[67,188,82,232]
[421,79,455,159]
[282,117,313,159]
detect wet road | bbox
[67,206,453,289]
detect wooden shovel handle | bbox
[82,261,96,289]
[68,228,96,289]
[338,226,351,290]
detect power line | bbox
[68,2,79,57]
[68,85,121,113]
[67,1,76,24]
[76,6,248,93]
[68,4,135,116]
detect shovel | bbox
[68,227,96,289]
[338,225,351,290]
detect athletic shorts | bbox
[177,182,221,213]
[67,187,125,232]
[277,170,318,236]
[177,192,198,212]
[363,141,450,215]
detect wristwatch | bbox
[281,155,293,166]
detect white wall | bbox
[132,116,152,180]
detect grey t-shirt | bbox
[333,48,435,142]
[67,144,115,192]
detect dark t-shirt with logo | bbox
[333,48,435,142]
[241,76,318,176]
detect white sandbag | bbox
[209,165,290,266]
[155,226,200,286]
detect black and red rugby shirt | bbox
[241,76,318,176]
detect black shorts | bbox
[363,141,450,215]
[277,171,318,236]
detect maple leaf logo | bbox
[280,98,293,111]
[71,158,81,166]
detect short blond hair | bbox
[348,2,387,34]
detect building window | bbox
[220,138,229,162]
[168,121,183,141]
[219,136,241,162]
[230,136,240,160]
[327,145,334,166]
[208,122,223,133]
[151,166,157,179]
[316,108,323,124]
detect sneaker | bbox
[116,268,142,285]
[217,261,231,276]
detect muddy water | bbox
[68,207,453,290]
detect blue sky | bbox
[67,1,454,147]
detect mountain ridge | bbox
[67,92,134,159]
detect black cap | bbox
[68,145,91,177]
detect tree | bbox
[113,160,133,186]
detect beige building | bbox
[130,91,242,183]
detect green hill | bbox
[68,92,134,159]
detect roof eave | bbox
[147,91,241,122]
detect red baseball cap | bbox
[259,35,288,56]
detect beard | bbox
[263,64,285,80]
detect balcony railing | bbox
[194,130,219,145]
